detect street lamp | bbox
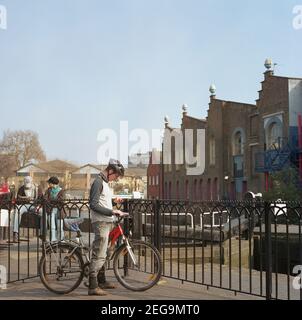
[223,175,229,200]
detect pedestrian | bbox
[44,176,65,242]
[13,176,43,243]
[88,159,127,296]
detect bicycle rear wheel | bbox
[39,243,84,294]
[113,240,162,291]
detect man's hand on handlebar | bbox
[112,210,129,217]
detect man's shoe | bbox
[98,281,117,289]
[88,287,107,296]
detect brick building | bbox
[158,60,302,201]
[147,149,162,199]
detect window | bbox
[156,175,159,185]
[267,122,282,149]
[176,181,180,200]
[209,136,215,166]
[233,155,244,178]
[232,129,245,156]
[233,131,243,155]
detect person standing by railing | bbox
[88,159,127,296]
[12,176,43,243]
[44,177,65,242]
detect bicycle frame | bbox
[109,224,123,246]
[42,218,137,269]
[39,216,161,294]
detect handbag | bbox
[20,209,41,229]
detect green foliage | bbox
[263,167,301,201]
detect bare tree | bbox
[0,154,18,179]
[0,130,46,168]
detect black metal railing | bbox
[1,197,302,300]
[128,199,302,300]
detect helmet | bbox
[107,159,125,177]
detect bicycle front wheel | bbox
[39,243,84,295]
[113,240,162,291]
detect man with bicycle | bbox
[88,158,127,296]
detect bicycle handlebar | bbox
[114,214,131,224]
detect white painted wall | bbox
[289,79,302,127]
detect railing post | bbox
[153,199,162,253]
[122,199,129,277]
[265,201,272,300]
[41,200,47,243]
[123,199,130,237]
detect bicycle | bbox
[39,215,162,294]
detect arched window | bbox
[232,128,245,156]
[209,136,215,166]
[267,122,282,149]
[233,131,243,155]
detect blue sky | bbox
[0,0,301,165]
